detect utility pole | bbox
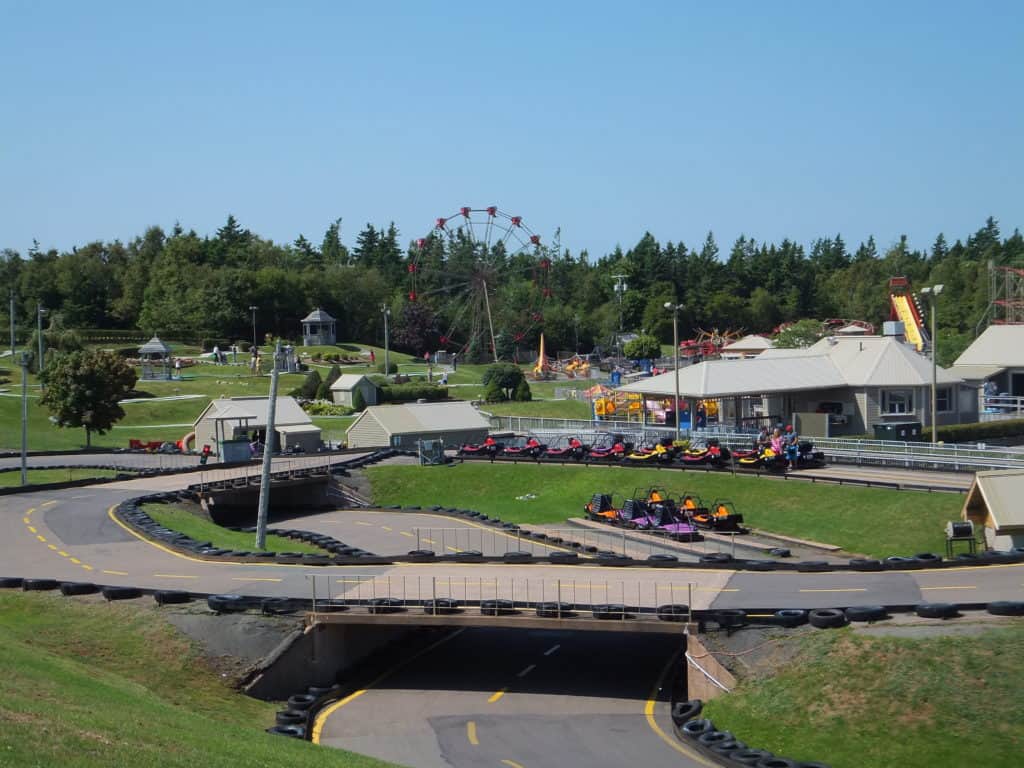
[9,291,14,356]
[612,274,627,357]
[20,351,29,486]
[36,304,46,378]
[665,302,683,442]
[249,305,259,349]
[255,340,282,550]
[921,285,944,443]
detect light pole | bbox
[381,304,391,380]
[612,274,627,356]
[36,304,47,376]
[248,305,259,349]
[255,341,282,551]
[8,290,14,356]
[19,351,30,486]
[920,284,944,443]
[664,302,683,442]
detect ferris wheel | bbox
[407,206,552,361]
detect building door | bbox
[1012,373,1024,397]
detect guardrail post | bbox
[688,583,694,624]
[557,580,562,617]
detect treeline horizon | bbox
[1,215,1021,365]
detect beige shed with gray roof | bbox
[962,469,1024,550]
[345,401,490,449]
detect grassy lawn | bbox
[365,463,964,557]
[0,591,398,768]
[484,399,594,420]
[142,503,326,554]
[0,468,126,487]
[703,625,1024,768]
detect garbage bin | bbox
[872,421,923,441]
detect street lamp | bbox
[613,275,627,356]
[920,284,944,443]
[248,305,259,349]
[664,302,684,442]
[36,305,47,379]
[380,304,391,380]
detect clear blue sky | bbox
[2,1,1021,259]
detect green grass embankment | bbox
[702,625,1024,768]
[0,468,125,488]
[365,464,963,558]
[142,503,326,554]
[0,591,399,768]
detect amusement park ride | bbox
[407,206,553,362]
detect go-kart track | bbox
[1,452,1017,768]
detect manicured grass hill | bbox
[365,463,963,558]
[0,468,125,488]
[703,624,1024,768]
[0,591,399,768]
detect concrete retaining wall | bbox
[685,633,736,702]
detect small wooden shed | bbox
[330,374,379,407]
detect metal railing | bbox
[487,415,1024,471]
[302,572,699,620]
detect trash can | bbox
[872,421,923,441]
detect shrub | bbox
[623,334,661,360]
[325,364,342,388]
[351,387,366,412]
[377,361,398,375]
[290,369,322,400]
[513,378,532,402]
[482,362,526,400]
[937,418,1024,444]
[315,381,331,401]
[378,383,447,403]
[484,380,506,402]
[302,401,352,416]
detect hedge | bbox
[937,418,1024,443]
[378,383,448,403]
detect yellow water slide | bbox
[890,293,925,351]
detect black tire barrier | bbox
[452,550,484,562]
[647,553,679,565]
[261,597,301,615]
[313,601,348,613]
[480,599,515,616]
[592,603,630,620]
[797,762,832,768]
[267,724,306,738]
[769,548,791,558]
[730,750,773,765]
[154,590,191,605]
[697,730,735,747]
[849,558,884,572]
[845,605,887,622]
[885,556,917,570]
[700,552,732,565]
[287,693,317,711]
[715,609,748,629]
[680,718,715,738]
[915,602,958,619]
[774,609,808,628]
[808,608,847,629]
[755,758,799,768]
[0,577,24,589]
[275,709,306,725]
[207,594,249,613]
[424,598,461,615]
[743,560,776,572]
[795,561,832,573]
[913,553,942,567]
[407,549,436,558]
[59,582,99,596]
[535,601,574,618]
[308,684,339,697]
[671,699,702,725]
[549,552,579,564]
[657,604,690,622]
[102,586,143,601]
[502,551,533,562]
[367,598,404,614]
[23,578,59,591]
[711,739,747,755]
[987,600,1024,617]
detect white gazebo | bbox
[138,336,172,380]
[302,308,337,347]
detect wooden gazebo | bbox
[138,336,172,380]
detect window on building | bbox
[936,387,952,413]
[881,390,914,414]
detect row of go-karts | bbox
[584,487,747,540]
[459,432,825,472]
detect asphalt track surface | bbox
[313,627,707,768]
[0,456,1017,768]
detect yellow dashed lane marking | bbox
[103,570,129,576]
[58,551,69,558]
[466,721,479,745]
[356,521,373,526]
[799,587,867,593]
[36,535,46,543]
[400,531,414,538]
[921,585,976,591]
[381,525,393,532]
[501,761,525,768]
[69,558,82,565]
[232,577,282,582]
[26,526,37,533]
[81,565,94,571]
[154,574,198,579]
[22,517,30,525]
[488,687,507,704]
[41,500,57,507]
[47,544,57,551]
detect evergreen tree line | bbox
[1,215,1021,365]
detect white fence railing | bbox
[486,415,1024,471]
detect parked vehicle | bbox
[625,440,675,464]
[584,492,619,521]
[458,435,502,457]
[691,499,745,532]
[503,434,547,458]
[644,489,701,540]
[587,432,631,462]
[735,445,785,471]
[543,434,587,461]
[680,438,731,467]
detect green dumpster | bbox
[872,421,923,441]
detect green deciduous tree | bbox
[481,363,526,400]
[39,350,137,447]
[623,334,661,359]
